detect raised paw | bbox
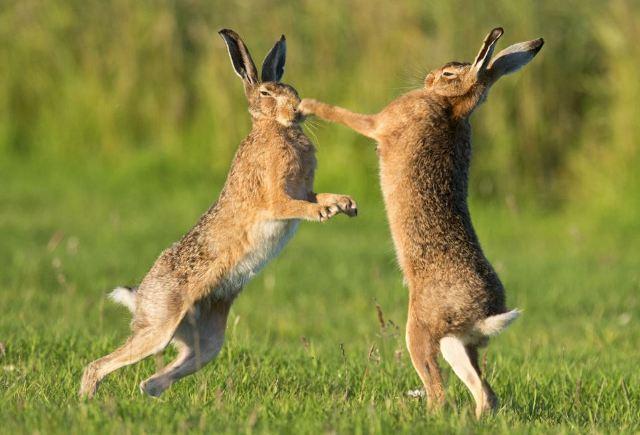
[298,98,319,117]
[317,204,340,222]
[333,195,358,217]
[318,194,357,218]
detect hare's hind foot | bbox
[79,362,100,399]
[78,320,181,399]
[440,336,498,419]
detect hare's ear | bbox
[219,29,259,86]
[472,27,503,77]
[261,35,286,83]
[489,38,544,78]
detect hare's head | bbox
[425,28,543,117]
[219,29,301,126]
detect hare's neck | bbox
[252,117,299,129]
[249,121,313,152]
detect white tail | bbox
[473,309,521,337]
[108,286,137,313]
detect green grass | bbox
[2,1,639,432]
[1,156,638,434]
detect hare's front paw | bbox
[315,204,340,222]
[298,98,319,116]
[315,194,358,220]
[332,195,358,217]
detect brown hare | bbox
[300,28,543,418]
[79,29,357,398]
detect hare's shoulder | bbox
[265,126,316,167]
[378,91,449,139]
[281,126,315,152]
[381,89,429,113]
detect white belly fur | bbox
[217,219,299,299]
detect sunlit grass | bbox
[1,1,639,432]
[1,158,638,433]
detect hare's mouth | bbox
[276,113,297,127]
[293,110,306,124]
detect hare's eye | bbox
[260,90,271,96]
[442,71,456,78]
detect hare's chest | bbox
[285,145,317,198]
[223,220,299,295]
[249,219,299,264]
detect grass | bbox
[1,155,638,434]
[1,1,639,432]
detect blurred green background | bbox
[1,1,639,433]
[2,0,638,209]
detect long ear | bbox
[489,38,544,78]
[472,27,504,76]
[261,35,286,82]
[218,29,259,86]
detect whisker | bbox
[307,119,322,130]
[397,61,427,90]
[304,118,322,131]
[391,84,419,91]
[303,123,319,144]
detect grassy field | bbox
[1,0,639,433]
[1,156,638,434]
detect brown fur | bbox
[300,28,543,417]
[79,30,357,398]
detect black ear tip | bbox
[218,28,239,40]
[532,38,544,53]
[492,27,504,38]
[280,34,286,41]
[218,29,230,42]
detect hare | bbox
[300,28,543,418]
[79,29,357,398]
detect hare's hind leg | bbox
[79,290,188,399]
[440,336,498,418]
[79,323,178,398]
[406,315,445,410]
[140,298,232,396]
